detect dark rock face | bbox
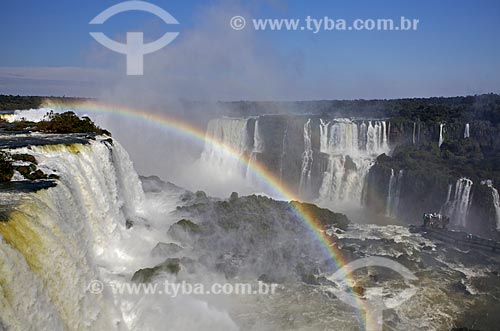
[172,195,350,282]
[206,113,500,237]
[364,130,500,238]
[131,258,181,283]
[251,115,313,196]
[207,95,500,237]
[151,242,183,258]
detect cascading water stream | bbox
[200,118,250,178]
[0,138,147,331]
[246,119,264,182]
[279,120,288,184]
[299,119,313,197]
[412,122,416,145]
[492,187,500,231]
[318,119,390,206]
[386,169,395,216]
[441,178,473,227]
[385,169,403,217]
[482,180,500,231]
[439,123,445,147]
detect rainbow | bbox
[41,99,375,329]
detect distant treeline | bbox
[222,93,500,124]
[3,93,500,125]
[0,95,89,111]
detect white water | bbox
[319,119,330,152]
[464,123,470,139]
[438,123,445,147]
[201,118,251,178]
[298,119,313,197]
[441,178,473,227]
[3,108,53,122]
[386,169,403,217]
[482,180,500,231]
[386,169,395,216]
[252,119,264,153]
[0,138,236,330]
[279,120,288,184]
[318,119,390,206]
[412,122,416,145]
[197,117,391,203]
[492,187,500,231]
[0,138,143,330]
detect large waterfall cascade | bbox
[441,178,473,227]
[201,118,251,178]
[199,117,392,204]
[1,135,239,330]
[318,119,391,206]
[0,138,149,330]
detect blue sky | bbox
[1,0,499,99]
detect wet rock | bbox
[289,201,350,230]
[25,169,47,180]
[151,242,183,257]
[229,191,239,202]
[195,191,207,199]
[344,155,357,171]
[131,258,181,283]
[0,159,13,182]
[125,219,133,229]
[167,219,202,242]
[48,174,60,180]
[11,153,37,164]
[258,274,280,284]
[351,284,365,297]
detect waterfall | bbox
[464,123,470,139]
[318,119,390,206]
[0,138,145,330]
[386,169,395,216]
[393,170,404,216]
[492,187,500,231]
[279,120,288,184]
[200,118,251,177]
[412,122,416,145]
[382,121,388,150]
[445,183,453,204]
[441,178,473,227]
[319,119,330,153]
[246,119,265,182]
[1,136,239,330]
[386,169,403,217]
[299,119,313,197]
[252,119,264,153]
[438,123,445,147]
[482,180,500,231]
